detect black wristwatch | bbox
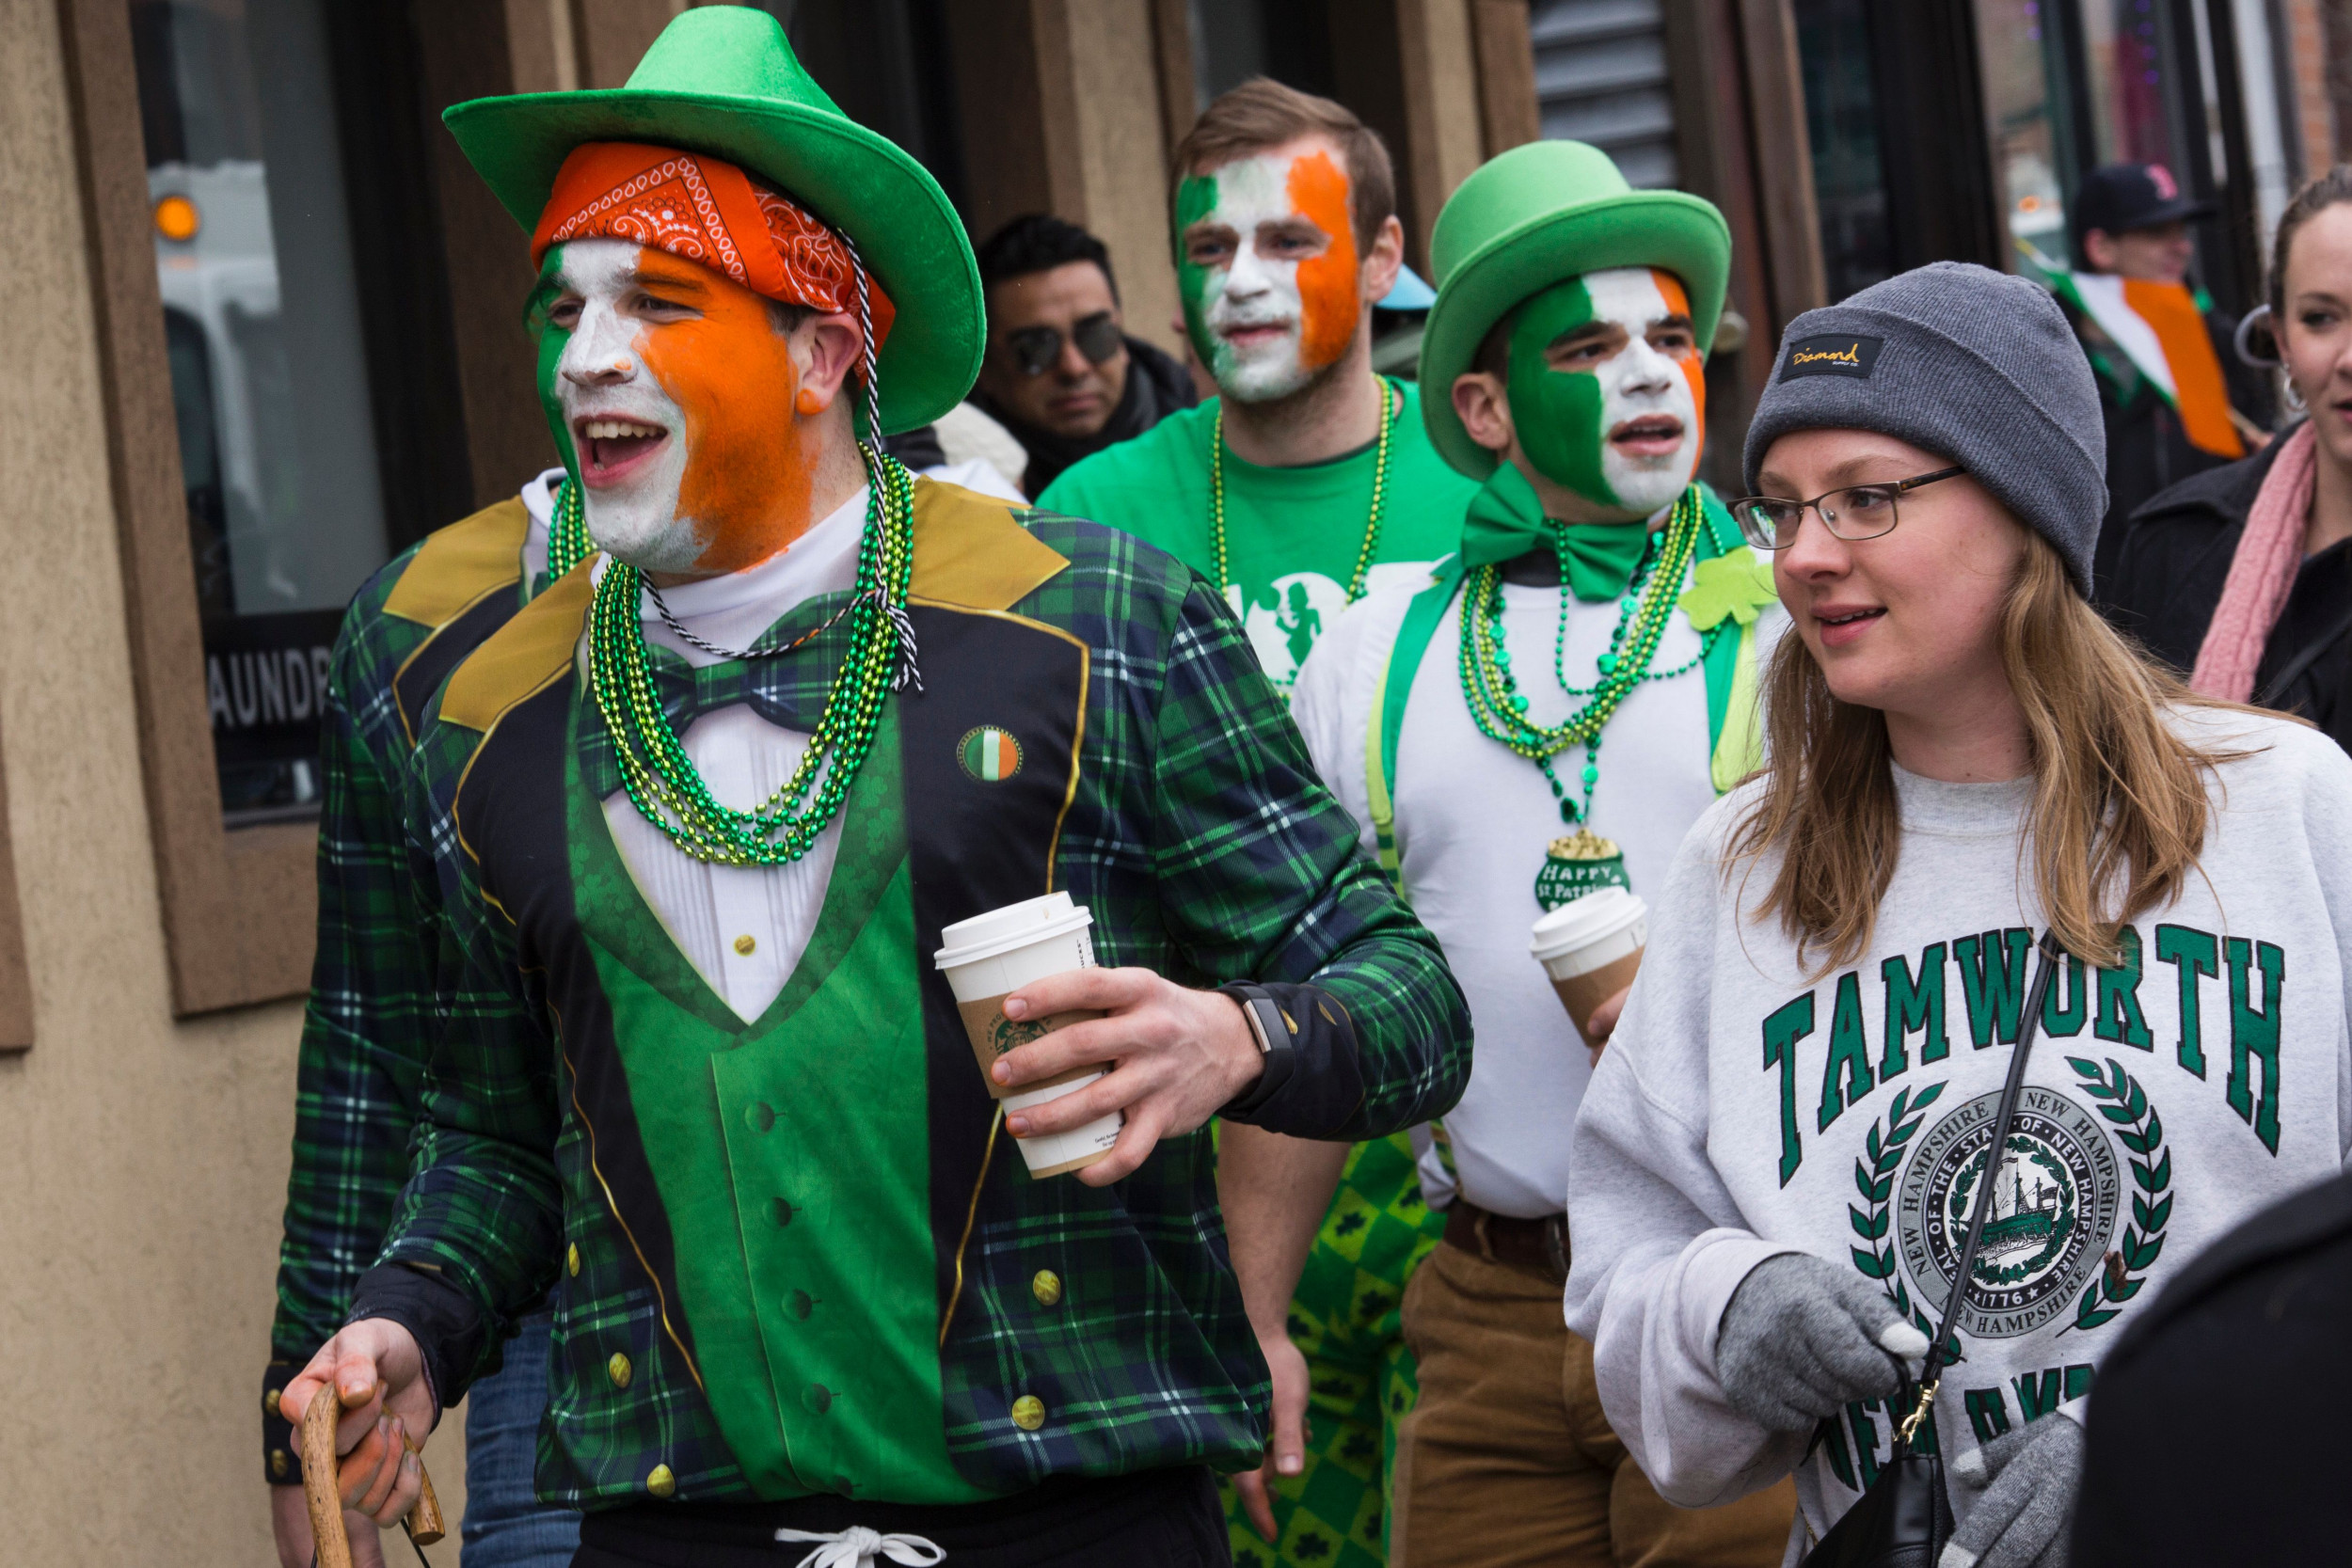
[1217,980,1297,1117]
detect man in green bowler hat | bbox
[1042,77,1480,1568]
[1286,139,1797,1564]
[273,12,1469,1566]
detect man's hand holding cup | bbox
[992,966,1263,1184]
[278,1318,436,1531]
[936,894,1265,1186]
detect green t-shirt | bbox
[1040,381,1481,687]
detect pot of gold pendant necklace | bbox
[1458,484,1716,911]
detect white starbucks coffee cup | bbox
[933,892,1123,1178]
[1530,887,1650,1051]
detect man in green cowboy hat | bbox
[274,11,1469,1565]
[1044,78,1481,1568]
[1281,139,1797,1564]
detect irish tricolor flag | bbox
[2040,261,2245,460]
[959,726,1021,782]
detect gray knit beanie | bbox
[1741,261,2106,594]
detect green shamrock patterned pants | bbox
[1220,1131,1445,1568]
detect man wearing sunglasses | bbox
[968,214,1198,496]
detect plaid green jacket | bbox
[367,481,1470,1508]
[262,499,537,1479]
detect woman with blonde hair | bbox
[1563,261,2352,1568]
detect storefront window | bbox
[1187,0,1336,105]
[1975,0,2071,271]
[1970,0,2269,309]
[2078,0,2191,175]
[1794,0,1892,302]
[131,0,389,825]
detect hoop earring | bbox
[2234,303,2281,368]
[2284,373,2308,416]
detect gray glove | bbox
[1941,1415,2081,1568]
[1716,1253,1930,1431]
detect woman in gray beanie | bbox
[1561,261,2352,1567]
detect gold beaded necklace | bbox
[548,477,594,582]
[1210,374,1400,615]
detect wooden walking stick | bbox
[301,1382,448,1566]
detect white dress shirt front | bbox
[581,486,871,1022]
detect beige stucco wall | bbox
[0,3,465,1560]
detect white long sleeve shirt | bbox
[1563,706,2352,1559]
[1293,557,1772,1217]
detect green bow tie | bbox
[1459,462,1655,603]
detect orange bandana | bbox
[531,141,895,345]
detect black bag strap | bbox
[2255,595,2352,709]
[1895,931,2064,1456]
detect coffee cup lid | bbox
[933,891,1094,970]
[1529,886,1648,960]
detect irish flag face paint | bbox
[1176,144,1361,403]
[535,237,814,576]
[1506,266,1705,515]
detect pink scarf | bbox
[2188,421,2317,701]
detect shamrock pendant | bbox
[1534,826,1630,911]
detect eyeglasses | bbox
[1728,467,1966,551]
[1001,311,1124,377]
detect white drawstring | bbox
[773,1525,946,1568]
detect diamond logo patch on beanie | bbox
[1782,334,1884,381]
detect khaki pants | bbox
[1391,1238,1795,1568]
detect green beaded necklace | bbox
[548,477,594,582]
[585,444,916,866]
[1457,483,1715,907]
[1210,376,1399,679]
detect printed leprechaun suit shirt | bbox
[264,469,572,1481]
[1564,707,2352,1550]
[360,478,1470,1509]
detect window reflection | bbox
[1795,0,1891,302]
[1976,0,2071,271]
[133,0,389,824]
[2080,0,2187,173]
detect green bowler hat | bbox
[442,7,980,436]
[1421,140,1731,478]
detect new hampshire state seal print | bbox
[1894,1085,2122,1337]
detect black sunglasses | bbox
[1001,311,1123,377]
[1728,467,1966,551]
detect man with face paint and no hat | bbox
[1041,79,1482,1568]
[1044,82,1479,689]
[273,13,1469,1567]
[1284,140,1799,1566]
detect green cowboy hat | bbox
[442,7,979,436]
[1421,140,1732,478]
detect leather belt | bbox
[1441,1199,1569,1284]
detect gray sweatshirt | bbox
[1563,706,2352,1557]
